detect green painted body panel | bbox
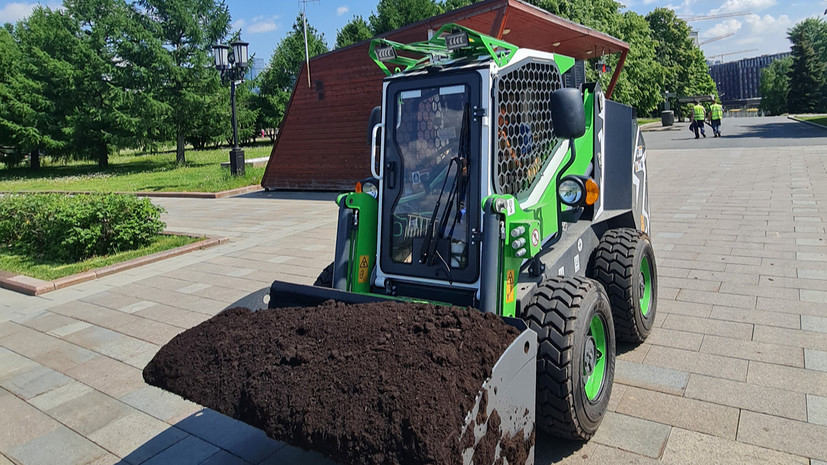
[553,54,575,75]
[337,192,378,294]
[369,23,519,76]
[481,89,597,317]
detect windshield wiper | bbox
[419,103,471,280]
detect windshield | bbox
[389,84,470,270]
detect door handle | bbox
[385,161,396,190]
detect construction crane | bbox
[707,48,759,62]
[698,32,735,46]
[679,12,751,21]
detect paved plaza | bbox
[1,116,826,464]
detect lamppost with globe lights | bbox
[212,40,249,176]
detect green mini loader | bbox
[262,23,657,448]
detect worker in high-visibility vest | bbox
[709,100,724,137]
[692,100,706,139]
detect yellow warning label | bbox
[358,255,370,283]
[505,269,515,303]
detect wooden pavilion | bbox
[261,0,628,190]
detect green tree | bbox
[533,0,620,33]
[62,0,153,168]
[137,0,231,164]
[759,56,792,115]
[787,17,827,111]
[645,8,715,100]
[0,26,54,168]
[787,38,826,113]
[600,11,664,116]
[256,15,328,139]
[335,15,373,49]
[369,0,442,35]
[788,17,827,64]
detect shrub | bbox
[0,193,166,262]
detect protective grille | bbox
[495,61,563,196]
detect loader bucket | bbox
[144,288,538,465]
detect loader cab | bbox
[375,70,484,295]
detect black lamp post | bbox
[212,40,249,176]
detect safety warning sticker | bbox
[358,255,370,283]
[505,269,515,303]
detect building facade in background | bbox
[708,52,790,107]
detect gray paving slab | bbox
[2,129,826,463]
[807,394,827,427]
[613,359,689,396]
[805,349,827,373]
[737,410,827,462]
[590,412,671,459]
[7,426,116,465]
[661,428,808,465]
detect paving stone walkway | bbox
[1,140,826,464]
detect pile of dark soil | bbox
[143,300,522,465]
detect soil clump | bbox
[143,300,521,465]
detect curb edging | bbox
[0,233,229,296]
[788,115,827,131]
[0,185,263,199]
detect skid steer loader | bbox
[261,23,658,445]
[147,22,657,465]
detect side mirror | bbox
[551,88,586,139]
[367,106,381,145]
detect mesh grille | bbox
[495,61,563,196]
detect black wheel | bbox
[314,262,334,288]
[592,228,658,344]
[522,276,615,440]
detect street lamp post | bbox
[212,40,249,176]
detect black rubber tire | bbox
[313,262,334,288]
[592,228,658,344]
[522,276,615,440]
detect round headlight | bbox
[362,180,379,199]
[558,179,584,206]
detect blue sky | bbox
[2,0,826,68]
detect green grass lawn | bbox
[0,145,271,193]
[0,234,202,281]
[800,116,827,128]
[637,118,660,125]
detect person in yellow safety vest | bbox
[692,100,706,139]
[709,101,723,137]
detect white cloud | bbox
[743,13,791,35]
[710,0,776,15]
[252,15,264,22]
[337,5,349,16]
[232,18,246,30]
[705,19,743,37]
[666,0,695,16]
[248,21,278,34]
[0,1,60,23]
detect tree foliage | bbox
[600,11,665,116]
[759,57,792,115]
[786,18,827,113]
[335,15,373,49]
[136,0,231,164]
[369,0,443,35]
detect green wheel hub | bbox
[639,256,652,317]
[584,314,607,402]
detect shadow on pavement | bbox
[116,406,595,464]
[536,431,594,463]
[116,408,336,465]
[724,121,827,139]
